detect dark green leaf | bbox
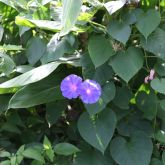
[78,109,116,153]
[110,132,153,165]
[151,78,165,95]
[88,35,114,67]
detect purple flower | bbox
[78,79,101,104]
[60,74,82,99]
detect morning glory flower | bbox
[60,74,82,99]
[78,79,101,104]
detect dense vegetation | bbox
[0,0,165,164]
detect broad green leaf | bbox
[74,148,115,165]
[93,64,114,85]
[88,35,114,67]
[61,0,82,35]
[85,82,116,115]
[113,86,132,109]
[0,53,15,76]
[0,62,60,88]
[10,156,17,165]
[150,158,163,165]
[9,85,63,108]
[54,143,80,156]
[136,91,157,120]
[107,20,131,44]
[46,100,68,126]
[0,151,11,157]
[0,160,11,165]
[15,16,61,32]
[26,37,46,65]
[78,109,116,153]
[110,132,153,165]
[151,78,165,95]
[8,70,64,108]
[117,112,153,137]
[141,28,165,60]
[22,148,45,163]
[110,47,144,82]
[16,65,34,73]
[136,9,160,39]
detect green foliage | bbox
[0,0,165,164]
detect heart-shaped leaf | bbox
[110,132,153,165]
[136,9,161,39]
[107,20,131,44]
[141,28,165,60]
[78,109,116,153]
[151,78,165,95]
[88,35,114,67]
[110,47,144,82]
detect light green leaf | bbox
[141,28,165,60]
[15,16,61,32]
[0,62,60,88]
[54,143,80,156]
[22,148,45,163]
[110,47,144,82]
[110,132,153,165]
[151,78,165,95]
[61,0,82,35]
[155,130,165,144]
[136,9,160,39]
[107,20,131,44]
[88,35,114,67]
[78,109,116,153]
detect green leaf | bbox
[162,151,165,165]
[110,47,144,82]
[74,148,114,165]
[136,9,160,39]
[22,148,45,163]
[26,37,46,65]
[150,158,163,165]
[155,130,165,144]
[113,86,132,109]
[0,62,60,89]
[154,59,165,76]
[107,20,131,44]
[160,99,165,111]
[0,151,11,157]
[0,95,10,113]
[110,132,153,165]
[43,136,54,162]
[0,25,4,41]
[88,35,114,67]
[136,91,157,120]
[117,112,153,137]
[61,0,82,35]
[9,85,63,108]
[0,53,15,76]
[78,109,116,153]
[15,16,61,32]
[46,100,68,126]
[0,160,11,165]
[151,78,165,95]
[0,44,24,51]
[54,143,80,156]
[85,82,116,115]
[141,28,165,60]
